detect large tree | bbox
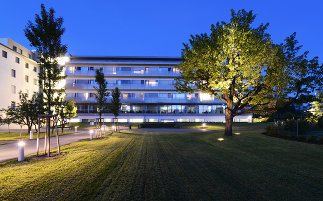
[24,4,67,155]
[175,9,322,136]
[94,69,109,128]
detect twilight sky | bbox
[0,0,322,62]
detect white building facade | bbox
[65,57,251,123]
[0,38,39,110]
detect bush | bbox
[140,122,181,128]
[319,138,323,145]
[284,119,311,135]
[296,136,306,142]
[306,136,317,143]
[265,125,280,136]
[317,117,323,129]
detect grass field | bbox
[0,124,322,201]
[0,131,75,141]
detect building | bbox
[65,56,251,123]
[0,38,39,111]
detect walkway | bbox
[0,131,91,162]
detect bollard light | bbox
[202,123,206,128]
[217,138,224,142]
[18,141,25,162]
[112,125,116,132]
[29,131,33,139]
[234,133,240,135]
[89,130,93,140]
[74,126,78,132]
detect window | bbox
[117,67,131,71]
[88,67,94,71]
[12,46,17,52]
[15,57,20,63]
[33,78,37,85]
[74,93,79,97]
[118,80,131,85]
[25,75,29,82]
[11,69,16,77]
[11,101,16,108]
[187,105,197,113]
[19,49,23,54]
[33,66,37,72]
[2,50,7,58]
[28,54,32,59]
[25,63,29,69]
[11,85,16,94]
[76,67,81,70]
[88,80,95,84]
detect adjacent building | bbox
[65,57,251,123]
[0,38,39,111]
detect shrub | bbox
[297,136,306,142]
[284,119,311,135]
[317,117,323,129]
[306,136,317,143]
[319,137,323,145]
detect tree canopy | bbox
[175,9,322,136]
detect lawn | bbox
[0,124,322,201]
[0,131,75,141]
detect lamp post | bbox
[18,141,25,162]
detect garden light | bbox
[74,126,78,132]
[202,123,206,128]
[29,131,33,139]
[234,133,240,135]
[217,138,224,142]
[89,130,93,140]
[18,141,25,162]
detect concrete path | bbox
[0,131,91,162]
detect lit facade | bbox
[0,38,39,110]
[65,57,251,123]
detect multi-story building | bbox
[0,38,39,110]
[65,56,251,123]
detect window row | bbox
[69,92,214,101]
[68,66,180,74]
[76,104,225,114]
[2,50,36,72]
[71,79,174,87]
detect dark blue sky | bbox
[1,0,322,61]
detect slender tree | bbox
[175,9,322,136]
[110,87,121,131]
[25,4,67,155]
[94,69,109,128]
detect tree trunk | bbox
[224,108,233,136]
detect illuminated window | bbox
[25,75,29,82]
[199,93,213,101]
[25,63,29,69]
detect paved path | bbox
[0,131,91,162]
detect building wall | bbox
[65,57,252,123]
[0,38,39,128]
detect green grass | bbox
[0,131,75,141]
[0,124,322,201]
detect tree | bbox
[25,4,67,155]
[94,69,109,128]
[55,100,77,133]
[175,9,322,136]
[15,92,45,134]
[0,107,15,133]
[110,87,121,131]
